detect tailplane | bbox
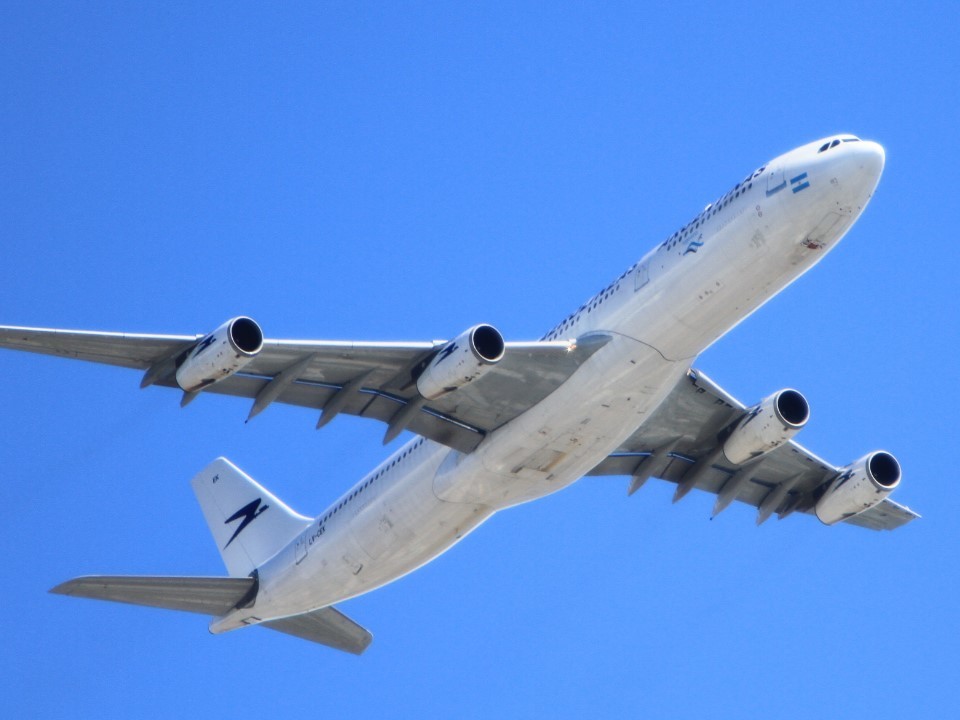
[191,457,311,577]
[51,576,372,654]
[51,575,255,616]
[49,459,373,654]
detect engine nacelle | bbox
[721,389,810,465]
[815,451,901,525]
[416,324,505,400]
[175,316,264,392]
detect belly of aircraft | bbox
[238,337,683,623]
[434,334,685,508]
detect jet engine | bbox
[175,317,264,392]
[721,389,810,465]
[815,451,901,525]
[416,324,505,400]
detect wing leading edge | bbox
[587,369,919,531]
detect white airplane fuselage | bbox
[213,137,885,633]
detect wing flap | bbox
[262,606,373,655]
[50,575,255,616]
[169,374,487,452]
[244,339,438,386]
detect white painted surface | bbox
[211,137,887,632]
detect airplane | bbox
[0,134,918,655]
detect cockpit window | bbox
[819,135,861,153]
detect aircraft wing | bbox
[0,324,609,453]
[587,369,919,531]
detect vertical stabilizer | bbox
[192,458,312,577]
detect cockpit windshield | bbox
[818,136,861,153]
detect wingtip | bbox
[49,578,78,596]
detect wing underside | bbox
[0,325,609,453]
[587,369,919,531]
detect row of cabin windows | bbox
[542,285,613,339]
[541,165,765,339]
[320,436,427,524]
[587,283,619,313]
[542,271,627,341]
[663,180,754,250]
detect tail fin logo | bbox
[224,498,270,549]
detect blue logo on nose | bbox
[790,172,810,193]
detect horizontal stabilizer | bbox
[50,575,254,616]
[52,575,374,654]
[263,606,373,655]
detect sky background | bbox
[1,3,958,718]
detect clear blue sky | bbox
[2,3,957,718]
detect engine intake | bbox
[175,317,264,392]
[721,389,810,465]
[416,324,505,400]
[815,450,901,525]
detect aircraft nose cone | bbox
[835,139,885,202]
[857,140,885,181]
